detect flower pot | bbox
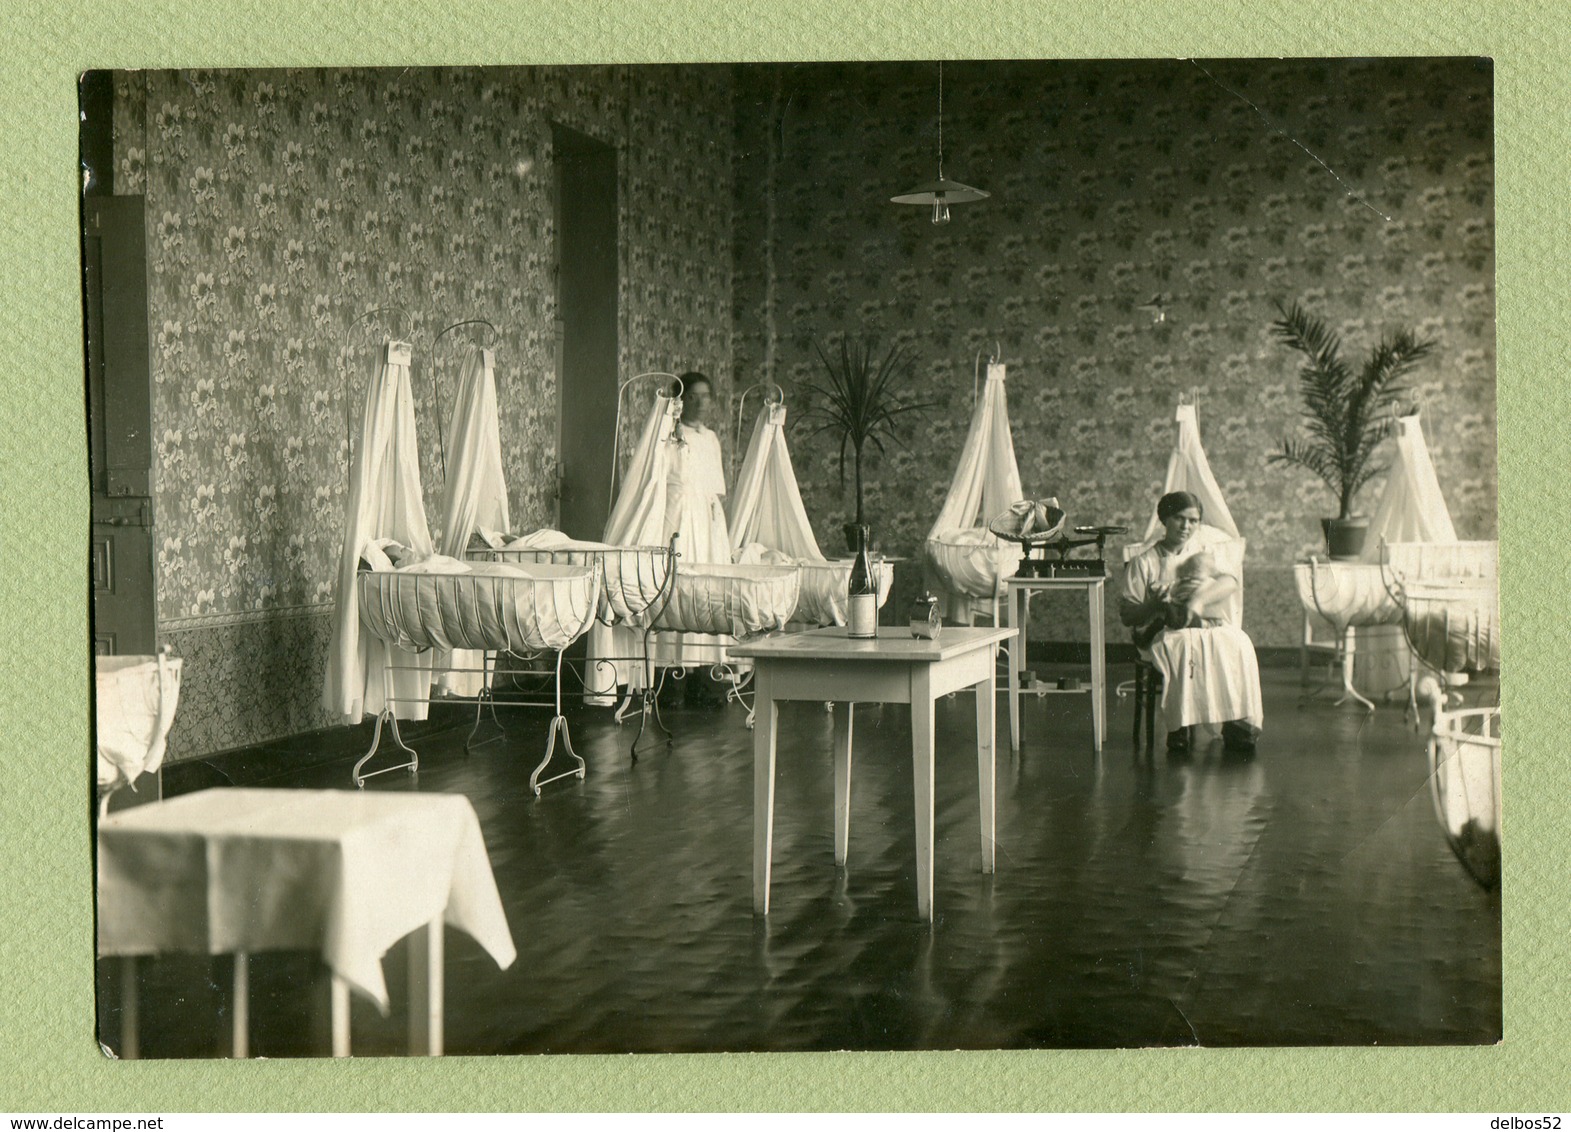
[1321,517,1369,561]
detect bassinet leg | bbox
[529,716,587,796]
[529,651,589,795]
[352,707,419,788]
[715,663,757,729]
[629,686,672,762]
[613,688,639,724]
[465,652,506,751]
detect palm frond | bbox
[1270,299,1437,518]
[798,334,934,494]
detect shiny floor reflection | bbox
[108,668,1502,1056]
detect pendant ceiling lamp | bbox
[891,61,989,225]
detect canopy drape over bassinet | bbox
[729,400,891,625]
[728,400,824,561]
[324,340,436,722]
[1361,411,1458,558]
[606,387,682,547]
[435,345,510,696]
[925,361,1025,623]
[1134,401,1241,545]
[586,387,684,696]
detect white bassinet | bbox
[924,360,1024,624]
[1385,540,1501,891]
[326,331,600,794]
[1382,540,1501,701]
[468,528,679,753]
[1419,675,1501,891]
[357,560,601,656]
[470,529,675,629]
[649,561,801,638]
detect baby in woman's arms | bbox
[1131,549,1219,649]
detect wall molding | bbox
[160,603,332,633]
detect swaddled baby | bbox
[1131,549,1219,649]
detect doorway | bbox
[83,71,157,659]
[552,124,619,540]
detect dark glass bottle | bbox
[847,524,878,639]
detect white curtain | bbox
[586,388,682,699]
[925,362,1025,622]
[1137,402,1241,544]
[323,340,435,722]
[927,361,1025,541]
[435,345,509,697]
[1361,411,1457,558]
[727,401,824,561]
[604,388,681,546]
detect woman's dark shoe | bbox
[1166,726,1192,753]
[1222,720,1258,753]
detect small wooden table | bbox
[729,624,1015,923]
[1003,575,1107,752]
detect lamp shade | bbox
[889,178,991,206]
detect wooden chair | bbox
[1131,656,1162,749]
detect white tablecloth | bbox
[97,788,516,1012]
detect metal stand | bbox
[352,668,419,788]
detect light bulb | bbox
[931,197,950,225]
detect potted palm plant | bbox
[800,336,933,552]
[1269,299,1437,560]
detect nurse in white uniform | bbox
[663,371,731,564]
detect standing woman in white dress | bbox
[663,371,732,564]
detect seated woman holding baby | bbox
[1118,490,1263,753]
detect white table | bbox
[97,788,516,1058]
[729,624,1015,923]
[1003,575,1107,752]
[1293,560,1402,712]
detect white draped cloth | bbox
[1351,411,1461,693]
[605,389,681,547]
[95,652,182,795]
[1136,402,1241,546]
[730,401,889,627]
[1122,401,1246,625]
[324,341,435,722]
[925,362,1025,623]
[727,401,824,561]
[1120,400,1261,735]
[98,789,516,1014]
[1361,411,1458,558]
[435,346,509,697]
[586,389,682,698]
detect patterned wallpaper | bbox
[732,58,1496,645]
[104,58,1494,756]
[111,65,735,755]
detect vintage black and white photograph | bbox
[85,57,1500,1059]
